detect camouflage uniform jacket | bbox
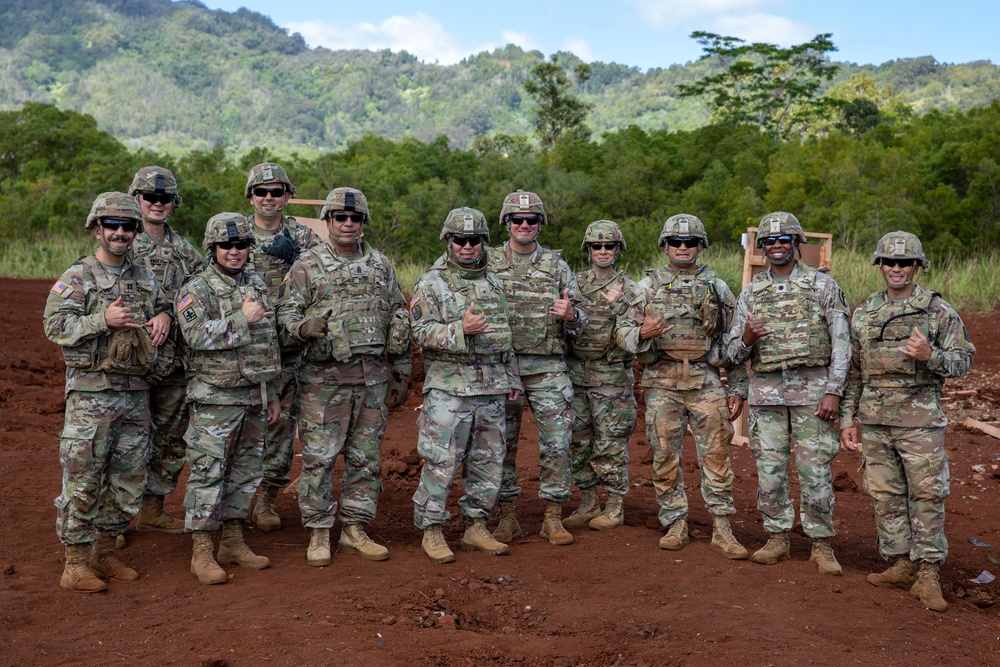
[410,253,522,397]
[840,284,975,429]
[44,254,170,394]
[727,262,850,406]
[486,241,588,376]
[176,264,280,406]
[567,268,635,388]
[277,240,411,387]
[617,263,748,393]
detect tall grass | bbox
[0,235,95,280]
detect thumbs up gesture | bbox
[899,326,932,362]
[741,311,774,346]
[104,296,141,329]
[550,288,575,321]
[638,304,667,340]
[462,301,492,335]
[241,290,272,324]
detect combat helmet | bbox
[320,187,371,224]
[85,192,143,232]
[756,211,806,246]
[499,190,546,226]
[658,214,707,248]
[440,207,489,242]
[581,220,627,252]
[872,231,930,271]
[128,166,183,208]
[244,162,297,198]
[203,212,254,253]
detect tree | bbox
[824,72,913,137]
[677,31,839,140]
[523,55,593,148]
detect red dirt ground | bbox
[2,277,999,667]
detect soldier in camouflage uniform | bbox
[243,162,322,532]
[727,212,850,575]
[177,213,281,585]
[616,215,749,558]
[562,221,637,532]
[44,192,173,593]
[840,231,974,612]
[410,208,523,563]
[276,188,411,567]
[488,190,588,547]
[126,166,203,537]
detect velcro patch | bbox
[177,294,194,312]
[50,281,72,297]
[410,294,422,309]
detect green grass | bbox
[0,234,95,280]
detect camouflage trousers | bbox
[183,402,266,532]
[500,371,573,504]
[55,390,151,545]
[297,381,388,528]
[144,371,189,496]
[571,384,636,496]
[748,405,839,538]
[646,386,736,527]
[861,424,949,563]
[260,362,300,489]
[412,390,506,529]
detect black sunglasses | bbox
[331,213,365,223]
[100,219,138,232]
[761,235,795,247]
[881,258,916,268]
[217,241,251,251]
[450,236,483,247]
[588,243,618,251]
[665,238,699,249]
[510,216,541,227]
[252,186,286,198]
[139,192,173,206]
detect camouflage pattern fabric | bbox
[259,364,299,490]
[144,380,189,496]
[297,382,388,527]
[183,402,266,531]
[54,389,151,545]
[570,385,635,495]
[131,224,204,304]
[748,405,839,537]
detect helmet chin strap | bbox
[449,247,483,267]
[506,221,539,245]
[767,240,795,266]
[98,230,130,257]
[590,249,616,269]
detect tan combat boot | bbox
[60,544,107,593]
[135,494,185,533]
[462,518,511,555]
[710,515,748,560]
[307,528,332,567]
[867,557,916,589]
[217,520,270,569]
[911,561,948,612]
[658,519,689,551]
[563,487,601,529]
[539,501,574,546]
[492,501,525,544]
[422,525,456,564]
[89,532,139,582]
[252,486,281,532]
[750,531,790,564]
[809,538,843,576]
[589,492,624,531]
[191,531,227,585]
[115,534,126,549]
[338,524,389,561]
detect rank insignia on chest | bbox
[177,294,194,312]
[122,282,135,292]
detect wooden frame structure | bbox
[286,198,328,238]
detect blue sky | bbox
[195,0,999,70]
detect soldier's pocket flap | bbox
[329,319,353,362]
[60,423,99,441]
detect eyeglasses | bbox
[665,238,699,249]
[139,192,173,206]
[217,241,251,251]
[330,213,365,223]
[252,187,286,198]
[450,236,483,247]
[100,219,138,232]
[881,258,916,269]
[588,243,618,251]
[510,216,541,227]
[761,235,795,247]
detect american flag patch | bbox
[410,294,421,308]
[177,294,194,312]
[50,281,70,295]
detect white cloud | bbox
[562,38,599,63]
[285,13,493,65]
[710,12,813,45]
[501,30,540,52]
[629,0,771,27]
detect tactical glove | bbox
[299,316,329,340]
[386,370,410,409]
[263,231,299,264]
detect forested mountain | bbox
[2,0,999,155]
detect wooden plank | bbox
[286,198,327,238]
[963,418,1000,440]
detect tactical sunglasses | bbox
[217,241,251,251]
[665,238,698,249]
[760,235,795,247]
[331,213,365,223]
[510,216,541,227]
[588,243,618,251]
[450,236,483,247]
[100,219,138,232]
[881,258,916,268]
[252,186,286,198]
[139,192,174,206]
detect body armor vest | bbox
[569,269,628,362]
[750,264,832,373]
[132,232,189,301]
[488,245,566,356]
[646,266,720,363]
[249,216,302,292]
[859,289,939,388]
[61,255,158,374]
[185,270,280,387]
